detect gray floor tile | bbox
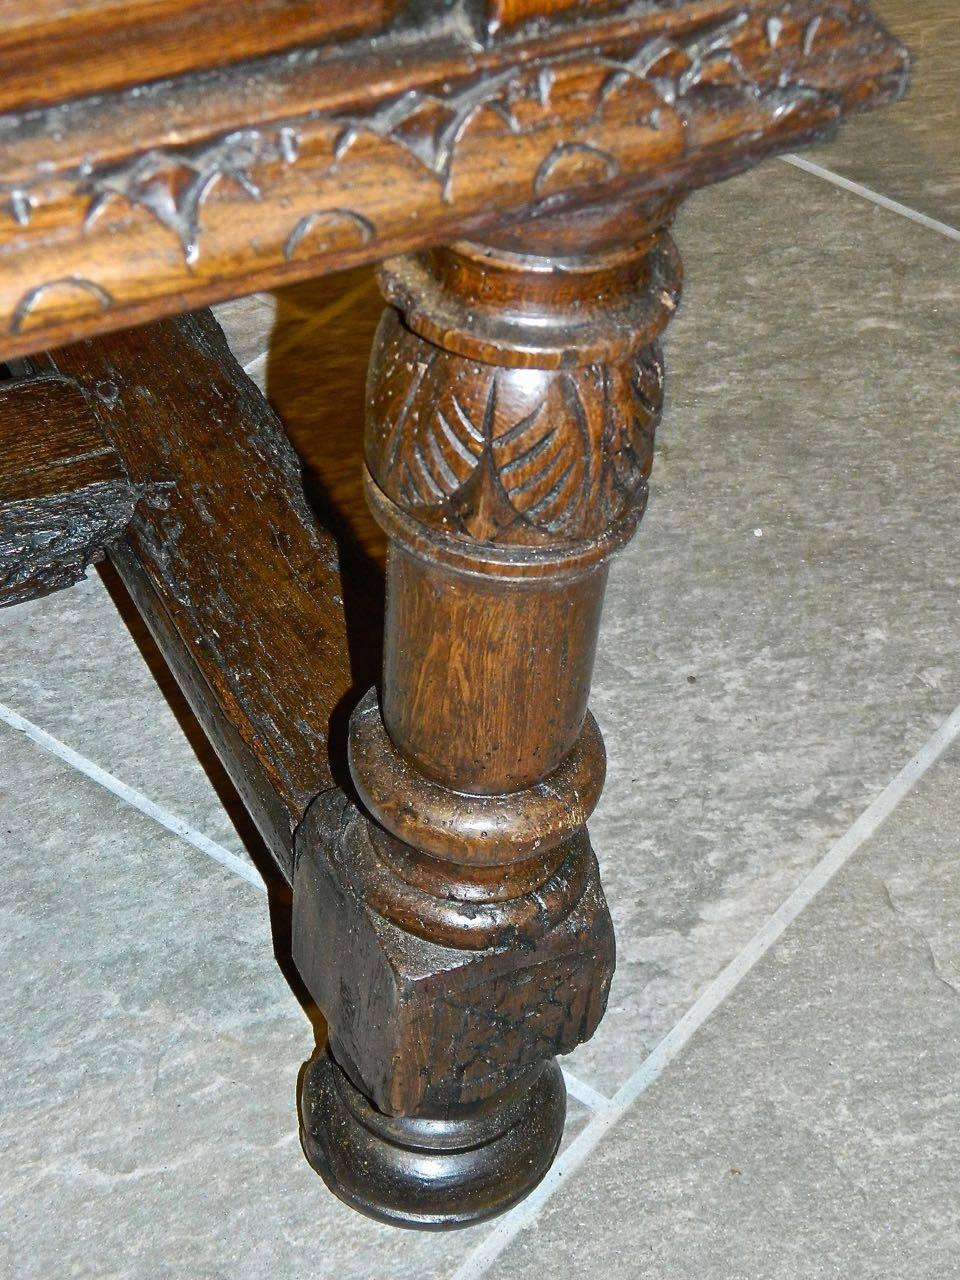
[562,154,959,1091]
[489,737,960,1280]
[211,293,278,370]
[0,722,591,1278]
[2,151,955,1104]
[806,0,960,230]
[210,145,959,1104]
[0,573,255,866]
[2,7,951,1270]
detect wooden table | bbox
[0,0,907,1231]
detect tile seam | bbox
[780,154,960,242]
[560,1072,610,1111]
[451,698,960,1280]
[0,700,267,892]
[0,699,611,1111]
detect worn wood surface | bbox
[0,0,401,114]
[0,0,907,360]
[485,0,618,31]
[47,311,355,881]
[0,373,137,605]
[0,0,910,1231]
[290,201,694,1225]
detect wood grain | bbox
[290,205,688,1224]
[48,311,355,881]
[0,373,136,604]
[0,0,912,1230]
[485,0,621,31]
[0,0,400,113]
[0,0,908,361]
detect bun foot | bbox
[300,1050,566,1230]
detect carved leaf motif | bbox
[283,209,375,260]
[12,276,113,335]
[367,315,664,546]
[333,69,525,199]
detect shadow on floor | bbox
[98,265,392,1044]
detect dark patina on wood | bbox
[0,372,137,606]
[48,313,354,880]
[0,0,908,1236]
[292,198,680,1226]
[0,0,403,115]
[0,1,907,361]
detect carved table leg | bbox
[292,202,682,1228]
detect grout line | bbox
[780,154,960,242]
[451,699,960,1280]
[243,351,268,383]
[0,701,267,893]
[560,1070,609,1112]
[0,706,625,1117]
[0,704,615,1116]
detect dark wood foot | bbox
[292,201,682,1227]
[294,780,608,1226]
[301,1049,565,1230]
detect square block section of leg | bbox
[293,792,614,1115]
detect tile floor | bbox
[1,2,957,1275]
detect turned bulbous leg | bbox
[292,202,682,1228]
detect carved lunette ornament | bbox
[0,0,907,359]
